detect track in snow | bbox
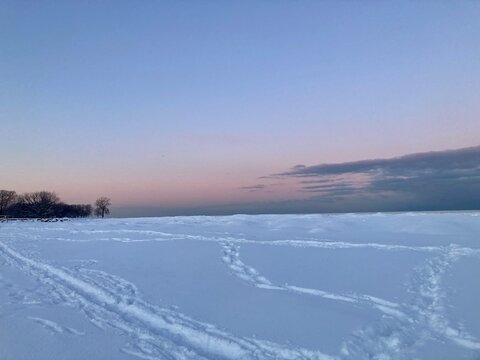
[0,240,334,360]
[219,240,480,358]
[1,216,480,359]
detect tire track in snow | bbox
[0,240,335,360]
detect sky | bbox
[1,1,479,216]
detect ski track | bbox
[28,316,85,336]
[0,240,334,360]
[1,221,480,359]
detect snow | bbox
[0,213,479,359]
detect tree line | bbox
[0,190,111,219]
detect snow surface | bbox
[1,212,479,359]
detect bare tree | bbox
[19,191,60,218]
[95,197,111,218]
[0,190,17,215]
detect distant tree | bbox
[68,204,92,217]
[0,190,17,215]
[19,191,60,218]
[52,203,93,218]
[5,201,27,218]
[94,197,111,218]
[51,202,69,217]
[2,189,92,219]
[75,204,93,217]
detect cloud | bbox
[270,145,480,212]
[239,184,267,192]
[277,146,480,177]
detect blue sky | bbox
[1,1,479,215]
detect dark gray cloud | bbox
[240,184,267,192]
[273,145,480,212]
[278,146,480,178]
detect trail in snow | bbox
[15,225,457,253]
[220,241,405,318]
[219,241,480,359]
[338,244,480,359]
[1,217,480,360]
[28,316,85,336]
[0,240,334,360]
[51,230,452,253]
[408,246,480,351]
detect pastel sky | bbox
[1,1,479,216]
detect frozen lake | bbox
[1,213,479,359]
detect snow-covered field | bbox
[1,213,479,360]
